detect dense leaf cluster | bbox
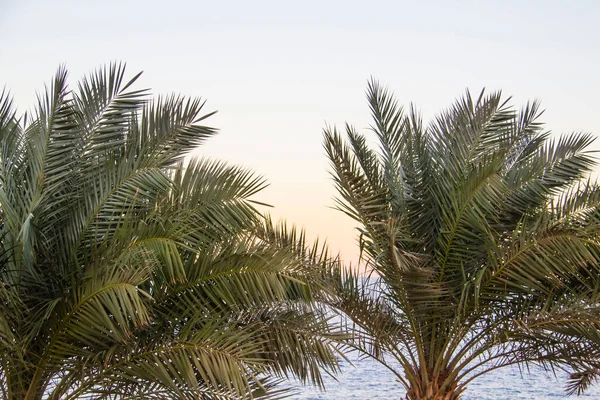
[0,64,341,399]
[324,81,600,399]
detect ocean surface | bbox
[289,354,600,399]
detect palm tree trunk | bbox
[405,370,463,400]
[405,388,461,400]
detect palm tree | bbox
[0,64,341,399]
[324,80,600,399]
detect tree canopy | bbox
[324,80,600,399]
[0,64,341,399]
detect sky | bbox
[1,0,599,263]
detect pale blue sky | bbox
[2,0,599,261]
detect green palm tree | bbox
[0,64,341,399]
[324,80,600,399]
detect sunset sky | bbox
[2,0,599,263]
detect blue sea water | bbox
[290,355,600,399]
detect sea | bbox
[289,354,600,399]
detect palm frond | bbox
[1,64,344,399]
[323,80,600,398]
